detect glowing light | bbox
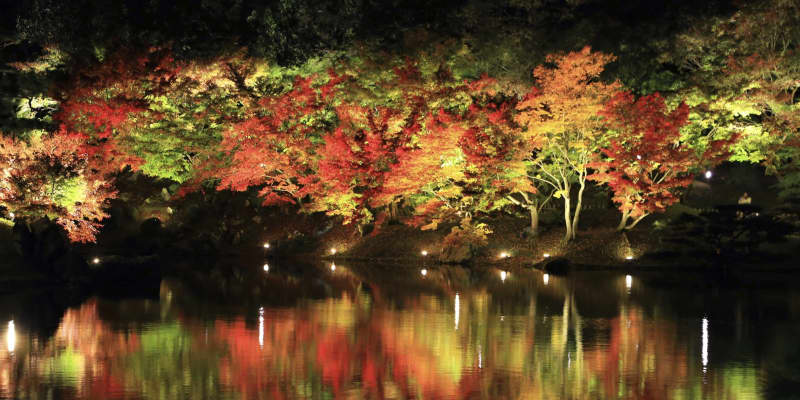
[258,307,264,348]
[420,268,427,276]
[500,270,508,282]
[702,317,709,370]
[92,257,100,264]
[421,250,428,256]
[263,264,269,272]
[499,252,509,258]
[543,253,550,258]
[6,320,14,353]
[543,273,550,285]
[705,170,713,179]
[330,248,337,255]
[7,212,13,220]
[330,262,336,271]
[263,242,270,249]
[454,294,460,330]
[625,255,633,260]
[636,154,642,160]
[625,274,632,289]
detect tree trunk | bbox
[616,209,630,231]
[529,205,539,235]
[563,195,573,241]
[570,179,586,240]
[624,213,649,230]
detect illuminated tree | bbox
[0,133,115,242]
[589,92,734,230]
[213,72,343,208]
[516,46,620,240]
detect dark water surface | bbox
[2,262,800,399]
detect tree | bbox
[0,133,115,242]
[589,92,728,230]
[214,72,343,208]
[516,46,620,241]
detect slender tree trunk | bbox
[563,195,572,241]
[529,205,539,235]
[570,179,586,240]
[624,213,649,230]
[617,209,630,231]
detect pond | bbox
[1,262,799,399]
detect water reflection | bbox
[1,266,797,399]
[5,320,13,353]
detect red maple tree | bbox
[589,92,734,230]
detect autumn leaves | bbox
[1,46,737,242]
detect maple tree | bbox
[589,92,734,231]
[213,71,343,209]
[516,46,620,241]
[0,133,115,242]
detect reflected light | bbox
[329,248,337,255]
[258,307,264,348]
[543,273,549,285]
[500,270,508,282]
[330,262,336,271]
[454,294,460,330]
[625,274,632,289]
[543,253,550,258]
[420,268,427,276]
[702,317,709,370]
[6,320,14,353]
[263,264,269,272]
